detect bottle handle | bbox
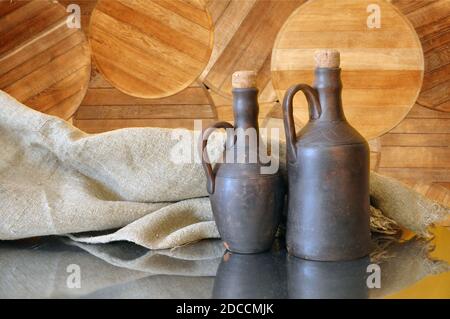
[282,84,321,162]
[199,121,234,194]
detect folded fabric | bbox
[0,91,448,249]
[0,91,225,248]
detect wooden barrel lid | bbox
[89,0,214,99]
[0,0,91,120]
[271,0,424,140]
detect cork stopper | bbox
[232,70,257,89]
[314,49,340,68]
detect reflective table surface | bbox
[1,227,449,299]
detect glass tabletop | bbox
[0,227,449,299]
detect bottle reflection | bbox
[287,255,371,299]
[212,249,287,299]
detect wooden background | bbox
[28,0,450,207]
[381,0,450,206]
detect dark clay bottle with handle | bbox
[200,71,285,254]
[282,50,371,261]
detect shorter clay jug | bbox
[200,71,285,254]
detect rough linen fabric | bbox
[0,91,448,248]
[0,91,223,249]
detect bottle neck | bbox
[313,68,346,122]
[232,88,259,132]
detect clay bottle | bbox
[282,50,371,261]
[200,71,285,254]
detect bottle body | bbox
[211,172,284,253]
[286,142,371,260]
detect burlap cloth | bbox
[0,91,449,249]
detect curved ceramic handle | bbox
[200,121,234,194]
[282,84,321,162]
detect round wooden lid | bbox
[0,0,91,120]
[271,0,424,140]
[89,0,214,99]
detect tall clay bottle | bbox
[200,71,285,254]
[282,50,371,261]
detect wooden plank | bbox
[0,0,29,17]
[74,118,214,132]
[399,0,450,29]
[418,80,450,112]
[379,146,450,168]
[380,133,450,147]
[0,2,67,57]
[420,19,450,53]
[390,0,431,15]
[4,43,90,102]
[76,104,215,119]
[390,118,450,134]
[423,43,450,73]
[0,31,85,87]
[81,87,210,105]
[378,168,450,183]
[0,1,52,37]
[73,67,217,132]
[24,65,90,112]
[419,62,450,92]
[406,104,450,118]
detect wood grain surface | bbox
[271,0,424,140]
[89,0,213,99]
[378,103,450,183]
[378,102,450,210]
[393,0,450,112]
[0,0,91,120]
[73,65,216,133]
[203,0,304,103]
